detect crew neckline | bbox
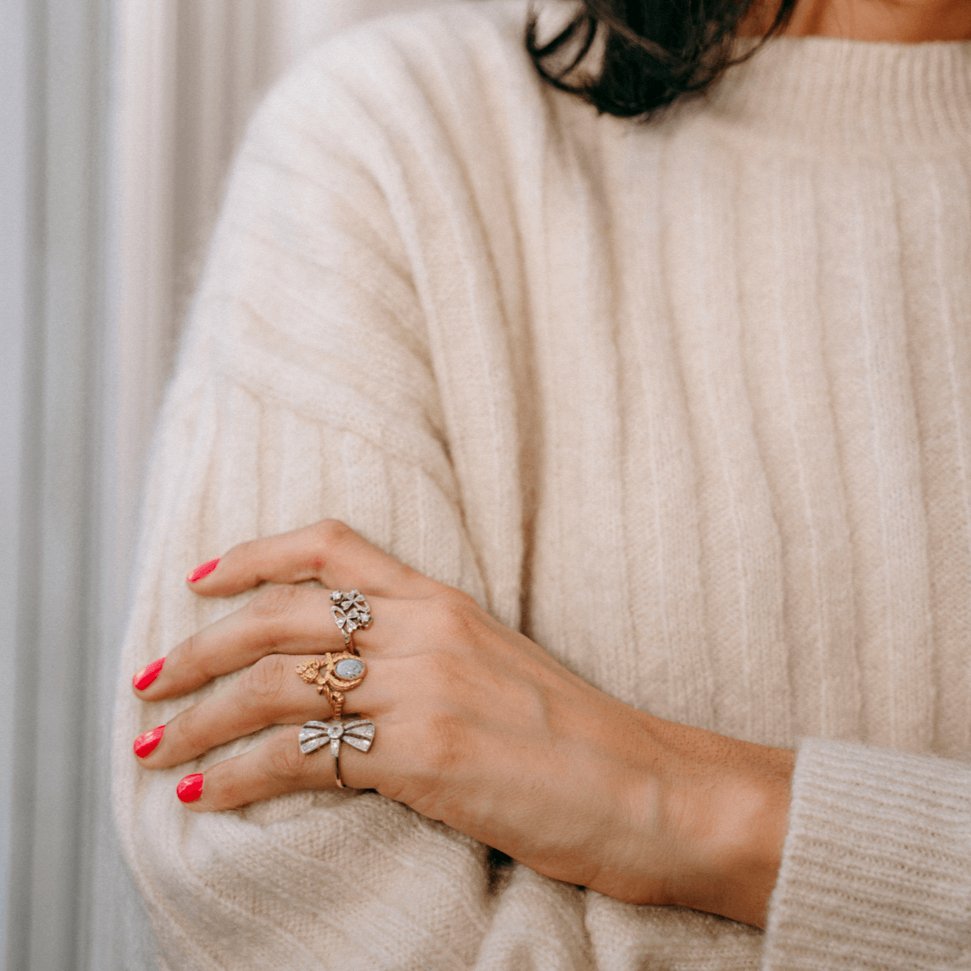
[700,34,971,151]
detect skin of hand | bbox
[132,519,795,928]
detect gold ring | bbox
[296,652,367,718]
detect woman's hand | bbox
[131,519,795,927]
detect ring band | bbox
[330,589,372,647]
[295,652,367,719]
[299,718,375,788]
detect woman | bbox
[115,0,971,966]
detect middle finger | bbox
[138,585,396,701]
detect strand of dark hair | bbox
[524,0,798,120]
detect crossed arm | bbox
[116,37,971,965]
[131,518,795,928]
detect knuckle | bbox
[266,735,307,783]
[420,710,465,776]
[240,654,288,704]
[433,590,481,642]
[314,518,353,547]
[225,537,257,566]
[249,584,299,619]
[174,632,213,681]
[423,650,464,696]
[171,705,206,754]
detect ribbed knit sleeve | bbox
[112,11,765,968]
[113,1,971,967]
[111,28,500,970]
[763,739,971,970]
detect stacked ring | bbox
[298,718,375,788]
[295,652,366,719]
[330,589,372,649]
[298,588,376,789]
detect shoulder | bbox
[316,0,538,66]
[286,0,544,93]
[244,0,584,161]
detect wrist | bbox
[657,725,795,927]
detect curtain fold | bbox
[2,2,441,966]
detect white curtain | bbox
[2,1,440,967]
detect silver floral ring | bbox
[299,718,375,789]
[330,589,372,648]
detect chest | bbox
[510,140,971,754]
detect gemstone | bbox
[335,657,365,680]
[327,725,343,739]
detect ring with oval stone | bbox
[295,651,367,719]
[329,589,372,649]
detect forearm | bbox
[651,720,794,926]
[585,707,794,926]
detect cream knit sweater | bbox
[112,1,971,967]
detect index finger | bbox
[185,518,441,600]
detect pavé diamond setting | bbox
[330,589,372,646]
[299,717,376,789]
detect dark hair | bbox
[524,0,798,120]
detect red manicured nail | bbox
[132,657,165,691]
[187,558,220,583]
[133,725,165,758]
[176,773,204,803]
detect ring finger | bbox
[133,651,397,769]
[172,722,388,811]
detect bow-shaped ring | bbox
[299,718,375,789]
[299,718,375,757]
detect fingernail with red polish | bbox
[177,773,204,803]
[133,725,165,758]
[133,657,165,691]
[187,558,220,583]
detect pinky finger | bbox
[176,726,341,811]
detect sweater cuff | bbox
[762,737,971,970]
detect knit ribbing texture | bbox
[112,2,971,967]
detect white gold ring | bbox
[299,717,375,789]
